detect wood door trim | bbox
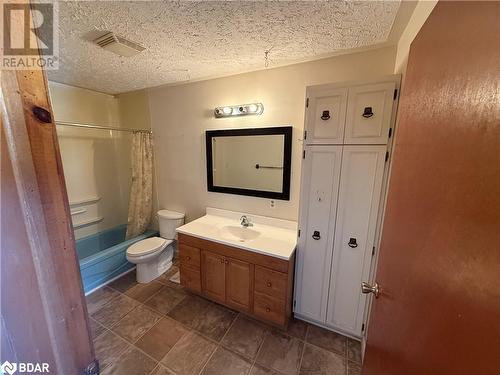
[1,71,93,372]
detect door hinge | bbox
[293,300,297,308]
[81,360,99,375]
[385,151,389,162]
[303,150,306,159]
[304,130,307,140]
[361,323,365,332]
[393,89,398,100]
[388,128,392,138]
[306,98,309,108]
[372,246,375,256]
[298,229,301,238]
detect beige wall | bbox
[394,0,437,75]
[49,81,120,125]
[148,46,397,222]
[116,90,152,130]
[49,82,132,239]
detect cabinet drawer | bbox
[179,244,200,269]
[254,291,286,326]
[180,266,201,293]
[255,266,287,300]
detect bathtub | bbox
[76,224,157,294]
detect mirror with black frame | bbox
[206,126,292,200]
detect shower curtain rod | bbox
[55,121,152,134]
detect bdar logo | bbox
[0,361,17,375]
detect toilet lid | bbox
[127,237,169,256]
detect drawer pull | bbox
[266,307,271,312]
[225,259,229,264]
[267,282,272,288]
[220,258,224,264]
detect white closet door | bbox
[305,87,348,145]
[326,145,386,337]
[295,146,342,322]
[344,82,395,144]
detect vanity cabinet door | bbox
[305,87,348,145]
[344,82,396,144]
[225,258,253,312]
[201,250,226,303]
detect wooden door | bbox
[305,86,347,145]
[201,250,226,303]
[295,146,342,322]
[326,145,386,337]
[344,82,396,145]
[363,2,500,374]
[225,258,253,312]
[1,32,95,375]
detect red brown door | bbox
[363,2,500,374]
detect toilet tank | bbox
[157,210,185,240]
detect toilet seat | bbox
[126,237,171,258]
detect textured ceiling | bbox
[49,1,401,94]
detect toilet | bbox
[126,210,185,283]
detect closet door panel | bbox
[305,87,348,145]
[295,146,342,322]
[344,82,395,144]
[326,145,386,336]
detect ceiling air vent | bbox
[93,32,145,57]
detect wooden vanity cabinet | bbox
[178,233,295,328]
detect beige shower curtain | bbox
[126,132,153,239]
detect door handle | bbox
[362,107,374,118]
[320,110,330,120]
[361,281,380,298]
[312,231,321,240]
[348,237,358,248]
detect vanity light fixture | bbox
[214,103,264,118]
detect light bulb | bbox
[247,104,258,113]
[222,106,233,115]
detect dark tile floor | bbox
[86,264,362,375]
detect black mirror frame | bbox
[206,126,292,200]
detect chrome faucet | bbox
[240,215,253,228]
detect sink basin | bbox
[219,225,261,243]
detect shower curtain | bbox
[126,132,154,239]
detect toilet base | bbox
[136,246,174,283]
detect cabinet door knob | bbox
[267,282,272,288]
[266,307,271,312]
[186,256,191,261]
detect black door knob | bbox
[321,110,330,120]
[312,231,321,240]
[348,238,358,248]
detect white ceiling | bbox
[49,1,402,94]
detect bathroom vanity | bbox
[176,208,297,328]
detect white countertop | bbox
[176,207,298,260]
